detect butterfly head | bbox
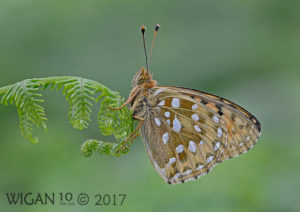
[131,67,156,88]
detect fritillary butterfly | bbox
[115,25,261,184]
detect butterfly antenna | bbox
[141,25,149,71]
[148,24,160,72]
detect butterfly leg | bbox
[117,119,144,153]
[125,132,141,149]
[133,115,144,121]
[109,88,142,111]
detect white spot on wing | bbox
[169,157,176,164]
[176,144,184,153]
[171,98,180,108]
[162,133,169,144]
[200,140,204,144]
[173,117,182,132]
[154,117,161,127]
[188,141,197,153]
[206,155,214,163]
[194,125,201,132]
[182,169,192,176]
[246,136,250,141]
[191,114,199,121]
[171,172,181,181]
[158,100,165,106]
[217,127,222,137]
[184,178,195,183]
[164,111,170,118]
[154,88,164,96]
[213,115,219,123]
[166,119,170,125]
[214,141,221,151]
[196,164,204,171]
[192,104,197,110]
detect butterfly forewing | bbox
[140,86,261,184]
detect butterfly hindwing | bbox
[140,86,261,184]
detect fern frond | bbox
[61,78,95,130]
[1,79,47,143]
[0,76,134,157]
[17,108,38,143]
[95,86,133,142]
[80,139,129,157]
[79,81,133,157]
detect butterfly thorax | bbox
[129,68,157,119]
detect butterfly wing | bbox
[140,86,261,184]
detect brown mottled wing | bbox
[140,86,261,184]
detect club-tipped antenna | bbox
[148,24,160,72]
[141,25,149,71]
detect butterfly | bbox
[113,24,261,184]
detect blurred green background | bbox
[0,0,299,211]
